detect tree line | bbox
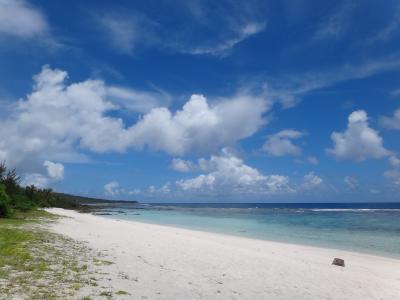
[0,162,80,218]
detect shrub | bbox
[11,194,37,212]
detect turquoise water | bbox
[96,203,400,258]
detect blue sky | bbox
[1,0,400,202]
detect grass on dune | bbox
[0,210,94,299]
[0,209,124,299]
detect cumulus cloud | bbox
[176,149,292,195]
[177,174,216,191]
[43,160,64,181]
[0,0,48,38]
[0,66,269,174]
[126,93,268,155]
[262,129,304,156]
[161,182,171,193]
[327,110,389,161]
[106,86,171,113]
[379,108,400,130]
[21,173,51,188]
[170,158,195,172]
[21,160,64,188]
[301,172,323,190]
[104,181,121,196]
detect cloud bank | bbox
[0,66,269,175]
[175,150,292,195]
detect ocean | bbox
[94,202,400,258]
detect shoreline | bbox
[47,208,400,299]
[94,211,400,260]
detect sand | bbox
[46,208,400,300]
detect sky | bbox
[1,0,400,202]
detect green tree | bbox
[0,184,12,217]
[2,168,21,196]
[0,161,6,181]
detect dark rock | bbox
[332,258,345,267]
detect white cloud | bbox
[128,188,141,195]
[301,172,323,190]
[43,160,64,180]
[0,0,48,38]
[161,182,171,193]
[262,129,304,156]
[106,86,171,113]
[147,185,156,193]
[389,155,400,168]
[95,2,267,57]
[176,149,292,195]
[104,181,120,196]
[171,1,268,56]
[264,55,400,109]
[385,155,400,185]
[21,160,64,188]
[129,93,268,155]
[185,22,266,56]
[365,11,400,45]
[294,156,319,165]
[21,173,51,188]
[170,158,194,172]
[96,15,140,54]
[327,110,389,161]
[312,3,354,41]
[0,66,269,174]
[177,174,216,191]
[380,108,400,130]
[307,156,319,165]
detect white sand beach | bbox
[47,208,400,300]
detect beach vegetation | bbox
[99,290,113,298]
[116,290,129,295]
[0,161,93,218]
[93,258,114,266]
[0,210,98,298]
[0,161,137,219]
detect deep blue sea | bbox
[95,202,400,258]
